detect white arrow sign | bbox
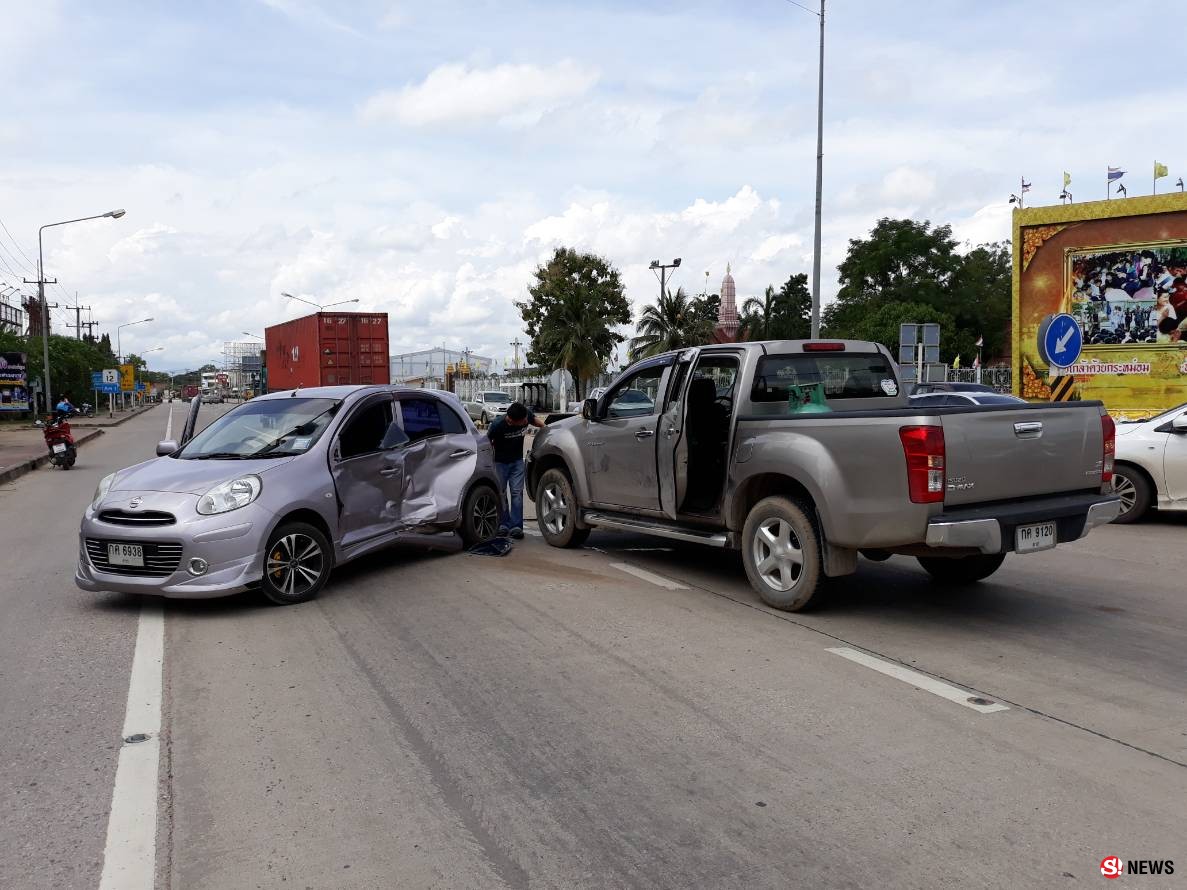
[1054,325,1074,354]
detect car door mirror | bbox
[381,422,410,450]
[582,398,599,421]
[1172,415,1187,433]
[156,439,178,456]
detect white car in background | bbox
[463,391,513,427]
[1112,402,1187,522]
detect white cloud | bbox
[751,233,803,263]
[880,167,937,203]
[361,61,600,127]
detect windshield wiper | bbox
[250,403,340,457]
[251,450,303,458]
[187,452,252,460]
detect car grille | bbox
[97,509,176,527]
[85,539,183,577]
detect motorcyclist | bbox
[54,395,74,418]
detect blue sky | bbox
[1,0,1184,370]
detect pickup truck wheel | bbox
[742,496,823,612]
[260,522,332,605]
[916,553,1005,585]
[536,469,590,548]
[480,412,490,428]
[1111,466,1151,523]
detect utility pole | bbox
[809,0,825,339]
[69,293,93,340]
[648,258,682,305]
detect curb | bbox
[0,429,105,486]
[58,405,157,430]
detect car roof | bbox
[252,385,455,402]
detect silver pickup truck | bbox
[526,340,1120,611]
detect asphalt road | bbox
[2,404,1184,889]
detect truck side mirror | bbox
[582,398,598,421]
[156,439,178,456]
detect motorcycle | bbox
[78,402,95,417]
[36,413,77,470]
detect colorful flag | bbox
[1062,171,1071,188]
[1154,161,1169,180]
[1108,166,1125,181]
[975,335,984,348]
[952,355,961,369]
[972,354,981,370]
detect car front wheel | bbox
[536,469,589,548]
[741,496,823,611]
[261,522,332,605]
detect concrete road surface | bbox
[1,402,1183,889]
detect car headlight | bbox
[196,475,262,515]
[93,473,115,509]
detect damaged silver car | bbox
[76,386,501,604]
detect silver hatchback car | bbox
[76,386,501,604]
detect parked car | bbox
[528,341,1119,611]
[1111,402,1187,522]
[910,382,998,395]
[76,386,501,605]
[909,392,1027,407]
[201,391,223,404]
[463,390,513,426]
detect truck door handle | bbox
[635,429,655,439]
[665,427,679,439]
[379,467,402,477]
[449,449,474,459]
[1013,421,1043,438]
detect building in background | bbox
[390,347,494,382]
[223,340,263,391]
[712,265,740,343]
[0,294,24,335]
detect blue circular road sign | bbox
[1038,313,1083,369]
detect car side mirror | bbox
[1172,415,1187,433]
[381,423,410,449]
[581,398,598,421]
[156,439,178,456]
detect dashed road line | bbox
[826,646,1009,714]
[98,603,164,890]
[609,562,689,590]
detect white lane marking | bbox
[826,647,1009,714]
[609,562,689,590]
[164,400,174,441]
[99,604,164,890]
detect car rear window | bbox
[751,353,899,402]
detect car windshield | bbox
[176,398,340,459]
[483,392,511,403]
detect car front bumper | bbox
[75,493,272,599]
[924,491,1121,554]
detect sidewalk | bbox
[0,428,105,485]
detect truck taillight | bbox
[899,425,945,504]
[1101,413,1115,484]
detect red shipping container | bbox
[264,312,390,392]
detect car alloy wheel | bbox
[472,489,500,539]
[1112,474,1137,516]
[751,516,803,592]
[540,480,569,536]
[266,533,325,599]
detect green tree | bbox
[517,247,631,398]
[739,273,811,341]
[0,331,117,411]
[740,285,780,340]
[629,287,712,360]
[124,353,147,373]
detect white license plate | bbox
[52,443,67,454]
[1015,521,1056,554]
[108,543,144,567]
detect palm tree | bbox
[629,288,712,360]
[740,285,778,341]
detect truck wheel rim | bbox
[473,491,500,539]
[1112,475,1137,514]
[540,482,569,535]
[267,534,324,597]
[753,517,803,592]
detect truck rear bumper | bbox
[925,492,1121,554]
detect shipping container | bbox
[263,312,390,392]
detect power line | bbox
[783,0,820,16]
[0,216,38,272]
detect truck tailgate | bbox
[939,405,1103,507]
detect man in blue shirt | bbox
[55,394,74,417]
[486,402,544,539]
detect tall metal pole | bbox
[38,235,52,412]
[809,0,826,339]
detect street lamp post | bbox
[280,292,361,311]
[27,209,125,413]
[115,317,153,410]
